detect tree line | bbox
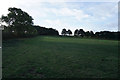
[1,7,119,40]
[0,7,59,39]
[34,25,59,36]
[61,28,120,40]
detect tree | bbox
[67,29,72,36]
[47,28,59,36]
[78,29,85,37]
[1,8,33,26]
[74,29,79,36]
[89,31,94,37]
[61,28,67,36]
[34,25,59,36]
[85,31,90,37]
[1,7,37,38]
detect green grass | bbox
[2,36,118,78]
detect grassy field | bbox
[2,36,118,78]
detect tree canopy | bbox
[1,7,33,27]
[34,25,59,36]
[61,28,67,35]
[1,7,37,38]
[67,29,72,35]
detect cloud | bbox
[0,0,118,33]
[45,19,61,24]
[41,19,79,34]
[0,0,13,16]
[44,19,68,32]
[87,3,117,20]
[47,8,90,21]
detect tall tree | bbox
[1,7,37,37]
[85,31,90,37]
[78,29,85,37]
[74,29,79,36]
[67,29,72,36]
[61,28,67,36]
[89,31,94,37]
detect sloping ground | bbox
[2,36,118,78]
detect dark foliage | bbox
[1,7,38,39]
[95,31,120,40]
[74,29,79,36]
[73,29,120,40]
[67,29,72,36]
[73,29,85,37]
[1,7,59,40]
[61,28,67,36]
[78,29,85,37]
[34,25,59,36]
[61,29,72,36]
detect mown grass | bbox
[2,36,118,78]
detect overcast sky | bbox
[0,0,119,34]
